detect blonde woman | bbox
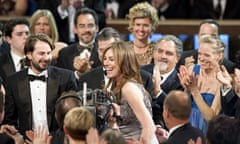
[127,2,159,66]
[178,34,224,133]
[30,9,67,61]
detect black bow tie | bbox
[28,75,46,82]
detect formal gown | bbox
[118,82,152,140]
[190,93,214,133]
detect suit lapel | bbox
[46,66,59,127]
[18,69,32,129]
[2,53,16,76]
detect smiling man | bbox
[3,33,79,136]
[56,8,100,78]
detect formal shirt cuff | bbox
[74,71,80,79]
[57,5,68,19]
[155,89,163,98]
[221,85,232,97]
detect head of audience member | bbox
[206,115,240,144]
[30,9,59,43]
[4,18,29,57]
[55,91,82,130]
[154,35,183,74]
[97,27,121,63]
[74,8,99,46]
[198,19,220,40]
[163,90,191,130]
[102,41,142,103]
[127,2,159,41]
[64,107,94,143]
[24,33,54,74]
[100,128,125,144]
[198,34,224,70]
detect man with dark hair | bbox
[3,33,79,136]
[178,19,236,73]
[51,91,82,144]
[206,115,240,144]
[161,90,205,144]
[0,18,29,84]
[56,8,100,77]
[52,0,106,44]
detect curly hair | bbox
[127,2,159,33]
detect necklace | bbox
[133,41,149,48]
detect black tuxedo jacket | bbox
[3,66,79,135]
[221,89,240,119]
[0,41,10,56]
[161,123,205,144]
[0,52,16,84]
[53,0,106,43]
[79,66,154,96]
[56,43,100,71]
[0,133,14,144]
[178,49,236,73]
[141,64,183,125]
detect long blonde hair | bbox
[30,9,59,43]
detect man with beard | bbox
[141,35,183,126]
[3,33,79,136]
[56,8,100,78]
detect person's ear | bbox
[63,125,69,135]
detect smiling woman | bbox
[102,41,158,143]
[127,2,159,66]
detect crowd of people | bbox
[0,1,240,144]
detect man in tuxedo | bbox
[0,18,29,84]
[161,90,205,144]
[56,8,100,78]
[79,27,154,95]
[53,0,106,44]
[178,19,236,73]
[141,35,183,126]
[3,33,79,136]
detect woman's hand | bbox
[216,65,232,88]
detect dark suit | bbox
[221,89,240,119]
[3,66,79,135]
[53,0,106,43]
[0,134,14,144]
[0,52,16,84]
[141,64,183,126]
[161,123,205,144]
[191,0,240,19]
[0,41,10,56]
[56,43,100,71]
[178,49,236,73]
[79,66,154,96]
[158,0,191,19]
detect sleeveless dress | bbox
[118,82,152,140]
[190,93,214,133]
